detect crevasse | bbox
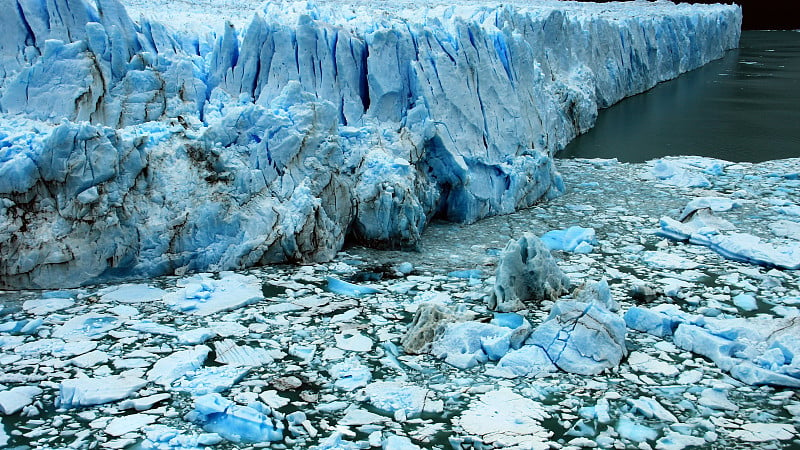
[0,0,741,288]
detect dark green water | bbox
[560,30,800,163]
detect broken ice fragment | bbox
[0,386,43,415]
[173,366,250,396]
[335,331,373,352]
[326,276,381,297]
[191,393,284,443]
[147,345,210,386]
[214,339,274,366]
[728,423,796,442]
[57,376,148,408]
[541,226,597,253]
[453,388,551,449]
[364,382,428,419]
[329,358,372,391]
[488,345,558,379]
[105,413,157,436]
[52,313,121,341]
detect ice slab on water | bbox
[147,345,211,386]
[191,393,284,443]
[488,344,558,379]
[98,284,167,303]
[163,273,264,316]
[326,277,381,297]
[649,160,712,188]
[330,358,372,392]
[431,320,528,369]
[454,388,551,449]
[364,382,428,419]
[628,306,800,387]
[0,386,42,415]
[214,339,274,366]
[52,313,122,341]
[57,375,148,408]
[174,366,250,396]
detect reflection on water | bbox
[560,31,800,163]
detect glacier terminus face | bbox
[0,0,741,288]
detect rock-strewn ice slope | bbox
[0,0,741,288]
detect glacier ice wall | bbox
[0,0,741,288]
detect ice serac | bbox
[0,0,742,288]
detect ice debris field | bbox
[0,0,740,289]
[2,155,800,449]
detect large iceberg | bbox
[0,0,741,288]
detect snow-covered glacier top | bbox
[0,0,741,288]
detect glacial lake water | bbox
[559,30,800,163]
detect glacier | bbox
[0,0,741,288]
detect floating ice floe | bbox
[174,366,250,396]
[22,297,75,315]
[541,226,597,253]
[163,273,264,316]
[335,331,373,352]
[147,345,211,386]
[57,376,148,409]
[326,276,381,297]
[453,388,551,449]
[98,283,167,303]
[626,306,800,387]
[329,358,372,392]
[649,159,712,188]
[190,393,284,443]
[0,386,42,415]
[660,212,800,270]
[488,233,571,312]
[52,313,122,341]
[364,382,429,420]
[141,425,223,450]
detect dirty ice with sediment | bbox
[3,0,800,449]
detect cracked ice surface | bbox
[0,0,741,288]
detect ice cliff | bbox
[0,0,741,288]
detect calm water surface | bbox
[560,30,800,163]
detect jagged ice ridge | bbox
[0,0,741,288]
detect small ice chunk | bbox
[339,408,390,426]
[105,413,157,436]
[616,417,658,442]
[329,358,372,391]
[627,351,679,377]
[698,388,738,412]
[57,376,148,408]
[71,350,110,368]
[627,397,678,422]
[335,331,373,352]
[656,431,707,450]
[177,327,216,344]
[541,226,597,253]
[119,393,171,411]
[174,366,250,395]
[326,276,381,297]
[642,252,700,270]
[0,386,43,415]
[732,293,757,312]
[382,434,421,450]
[129,320,178,336]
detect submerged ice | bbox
[0,0,741,288]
